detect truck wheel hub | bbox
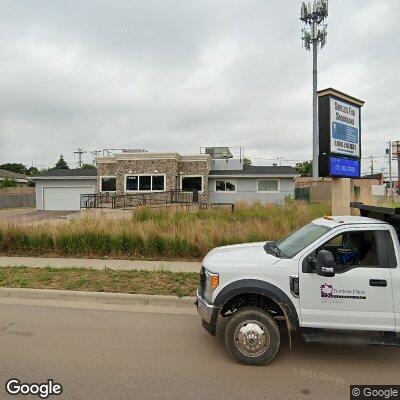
[234,320,270,357]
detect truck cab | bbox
[196,204,400,365]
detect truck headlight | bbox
[204,269,219,301]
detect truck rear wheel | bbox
[224,307,280,365]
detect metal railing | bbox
[80,192,112,209]
[80,189,199,210]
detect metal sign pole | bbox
[300,1,328,179]
[312,24,319,179]
[388,141,393,201]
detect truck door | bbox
[299,227,396,331]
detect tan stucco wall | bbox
[294,177,382,206]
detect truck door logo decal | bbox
[320,283,333,297]
[320,283,366,300]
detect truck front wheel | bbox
[225,307,280,365]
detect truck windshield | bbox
[266,223,332,258]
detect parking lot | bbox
[0,208,76,224]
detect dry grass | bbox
[0,202,330,260]
[0,266,199,297]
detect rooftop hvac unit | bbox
[204,147,233,159]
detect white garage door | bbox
[43,187,94,211]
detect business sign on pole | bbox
[330,98,360,158]
[329,156,360,178]
[318,88,364,178]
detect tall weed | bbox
[0,202,330,260]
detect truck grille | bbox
[199,266,206,297]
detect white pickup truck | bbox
[196,203,400,365]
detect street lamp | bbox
[300,0,328,179]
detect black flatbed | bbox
[351,202,400,216]
[351,202,400,235]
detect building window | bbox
[215,180,236,192]
[126,176,138,191]
[257,179,279,192]
[139,175,151,191]
[152,175,165,191]
[100,176,117,192]
[125,175,165,192]
[181,176,203,192]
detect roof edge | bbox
[209,174,299,178]
[95,153,212,163]
[317,87,365,106]
[30,176,97,180]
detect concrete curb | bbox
[0,287,197,315]
[0,256,201,273]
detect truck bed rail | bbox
[351,202,400,236]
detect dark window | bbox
[226,181,236,191]
[101,177,116,192]
[316,230,388,272]
[152,176,165,191]
[139,175,151,191]
[182,176,202,192]
[126,175,165,191]
[216,180,225,191]
[216,180,236,192]
[126,176,138,191]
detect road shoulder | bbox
[0,287,197,315]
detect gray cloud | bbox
[0,0,399,175]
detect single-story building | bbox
[31,148,299,210]
[96,150,212,203]
[0,169,30,186]
[31,169,97,211]
[209,163,299,205]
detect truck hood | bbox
[202,242,279,272]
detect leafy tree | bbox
[80,163,96,169]
[0,163,27,175]
[55,154,69,169]
[295,160,313,177]
[0,178,18,188]
[27,166,39,175]
[243,157,252,166]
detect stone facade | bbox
[178,160,210,203]
[96,154,211,203]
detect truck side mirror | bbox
[316,250,336,277]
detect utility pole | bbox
[369,156,374,175]
[300,0,328,179]
[387,142,393,200]
[391,140,400,197]
[74,148,86,168]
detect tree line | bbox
[0,154,95,176]
[0,155,95,187]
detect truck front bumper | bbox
[196,290,220,336]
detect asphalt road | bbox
[0,304,399,400]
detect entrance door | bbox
[299,227,395,331]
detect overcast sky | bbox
[0,0,399,175]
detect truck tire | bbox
[224,307,280,365]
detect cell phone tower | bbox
[300,0,328,178]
